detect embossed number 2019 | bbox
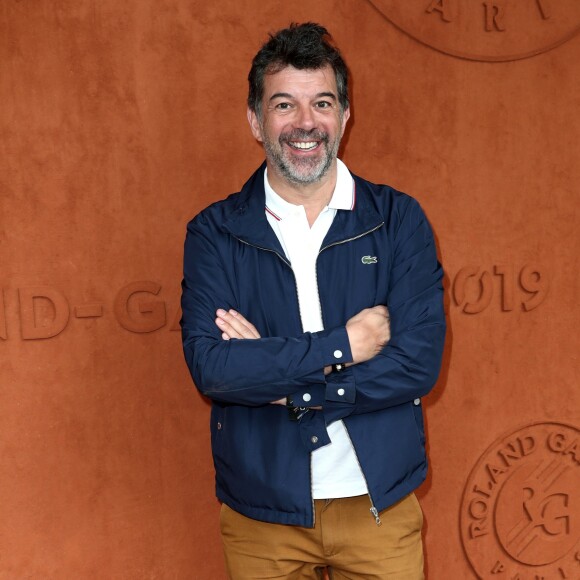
[452,264,549,314]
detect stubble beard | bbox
[261,127,342,186]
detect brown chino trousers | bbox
[220,493,425,579]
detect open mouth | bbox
[287,141,319,151]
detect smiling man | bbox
[181,23,446,579]
[249,65,347,196]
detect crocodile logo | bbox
[361,256,378,265]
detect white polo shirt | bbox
[264,159,367,499]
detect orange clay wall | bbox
[1,2,578,578]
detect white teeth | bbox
[289,141,317,150]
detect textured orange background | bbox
[1,1,578,578]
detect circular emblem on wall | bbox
[366,0,580,61]
[460,422,580,579]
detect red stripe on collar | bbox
[265,206,282,221]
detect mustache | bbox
[279,129,329,143]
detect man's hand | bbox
[215,309,261,340]
[346,305,391,364]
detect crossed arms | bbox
[181,196,445,419]
[215,305,391,406]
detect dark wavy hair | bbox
[248,23,349,117]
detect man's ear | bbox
[340,106,350,137]
[247,108,263,142]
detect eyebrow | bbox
[269,92,337,102]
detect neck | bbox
[266,161,338,227]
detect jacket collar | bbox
[223,162,384,253]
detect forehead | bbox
[263,65,338,99]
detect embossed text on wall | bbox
[0,282,181,340]
[367,0,580,61]
[0,264,550,340]
[461,422,580,579]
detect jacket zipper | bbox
[232,236,291,267]
[319,222,385,254]
[233,236,303,327]
[316,222,386,527]
[343,423,382,526]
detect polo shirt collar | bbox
[264,159,355,221]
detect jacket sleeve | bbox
[322,197,446,425]
[181,214,352,407]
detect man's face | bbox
[248,65,350,186]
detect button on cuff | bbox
[289,387,324,409]
[325,378,356,404]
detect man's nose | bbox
[294,106,316,130]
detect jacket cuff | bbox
[290,326,355,414]
[313,326,353,366]
[288,327,353,409]
[322,368,356,424]
[325,370,356,403]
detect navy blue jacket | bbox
[181,163,446,527]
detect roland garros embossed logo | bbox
[366,1,580,61]
[460,422,580,579]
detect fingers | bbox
[369,305,390,327]
[270,398,287,406]
[369,304,389,319]
[348,305,388,325]
[215,309,261,340]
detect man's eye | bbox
[276,102,291,110]
[315,101,332,109]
